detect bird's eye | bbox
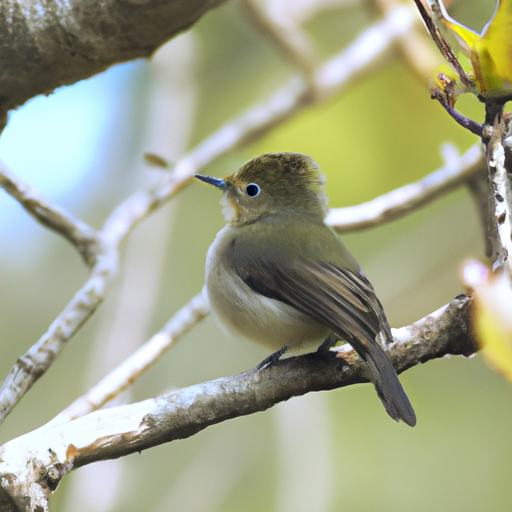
[245,183,260,197]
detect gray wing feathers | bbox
[228,245,416,426]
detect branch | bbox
[0,162,99,266]
[431,90,484,137]
[326,143,484,232]
[0,0,228,117]
[0,295,475,512]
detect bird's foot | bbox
[256,344,291,371]
[317,332,340,353]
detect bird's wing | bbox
[226,244,416,426]
[230,251,385,349]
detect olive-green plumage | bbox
[195,152,416,426]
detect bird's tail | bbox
[355,334,416,427]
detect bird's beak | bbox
[194,174,229,191]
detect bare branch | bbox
[0,0,228,117]
[0,295,475,512]
[326,143,484,232]
[0,162,99,266]
[49,293,209,426]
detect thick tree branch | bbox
[0,295,475,512]
[0,0,228,119]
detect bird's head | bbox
[195,152,328,225]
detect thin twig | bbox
[411,0,473,90]
[431,90,484,136]
[0,162,99,266]
[0,295,475,511]
[326,143,484,232]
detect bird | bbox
[195,152,416,426]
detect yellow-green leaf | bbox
[429,0,512,97]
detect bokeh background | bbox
[1,0,512,511]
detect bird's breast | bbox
[205,226,328,352]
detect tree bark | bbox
[0,0,227,121]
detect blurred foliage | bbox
[1,0,512,511]
[466,261,512,385]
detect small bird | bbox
[195,152,416,426]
